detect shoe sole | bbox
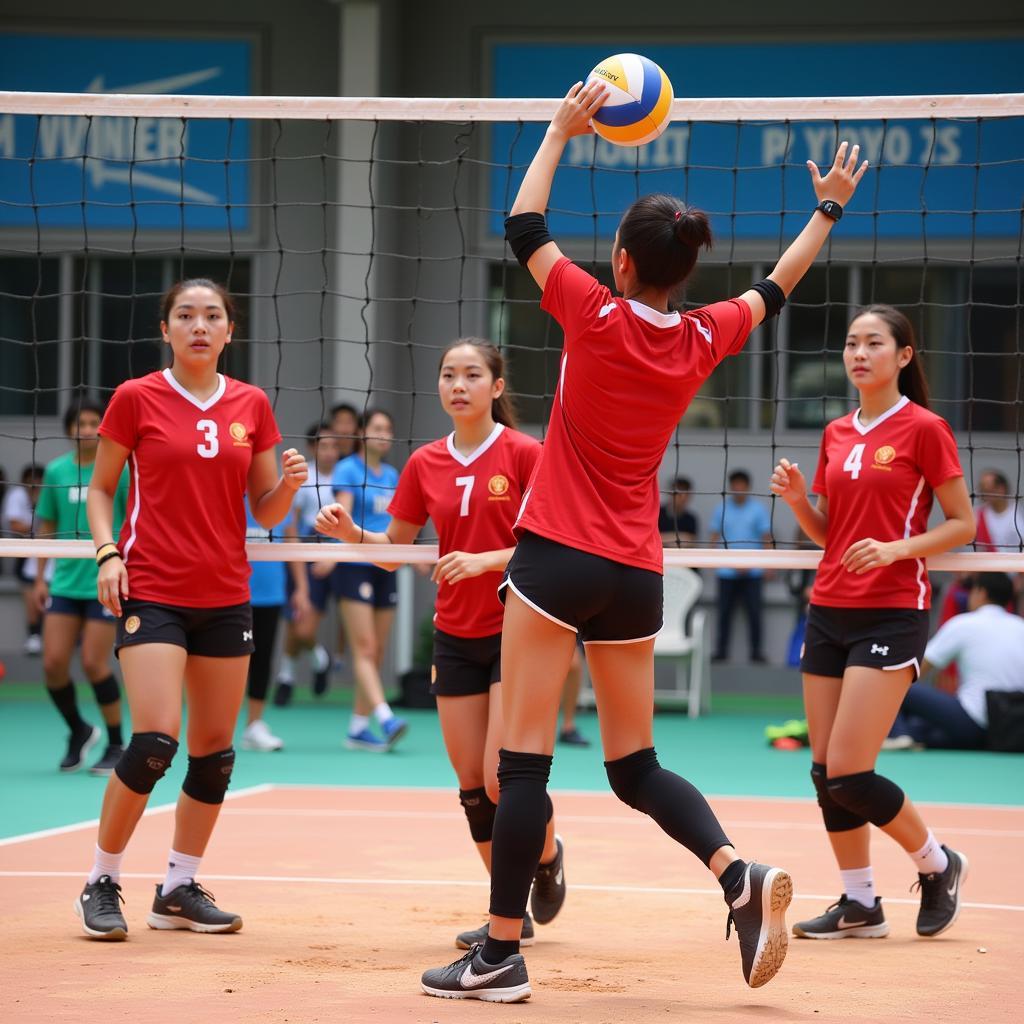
[88,766,116,777]
[147,912,242,933]
[74,898,127,941]
[793,922,889,939]
[919,850,969,938]
[420,982,531,1003]
[384,722,408,750]
[345,739,388,752]
[241,739,284,752]
[60,726,101,774]
[747,869,792,989]
[530,834,565,925]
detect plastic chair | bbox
[653,566,710,718]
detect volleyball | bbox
[586,53,674,146]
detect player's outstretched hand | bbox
[770,457,807,506]
[315,502,361,543]
[431,550,491,586]
[281,448,308,491]
[549,80,608,141]
[808,141,869,207]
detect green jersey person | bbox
[34,398,130,775]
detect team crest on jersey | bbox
[230,422,251,447]
[124,615,141,635]
[488,474,510,500]
[872,444,896,471]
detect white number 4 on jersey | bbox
[843,442,866,480]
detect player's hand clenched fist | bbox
[281,448,308,491]
[315,502,362,544]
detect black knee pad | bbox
[605,747,660,810]
[459,787,497,843]
[114,732,179,795]
[827,770,905,828]
[811,761,866,832]
[89,675,120,707]
[182,748,235,805]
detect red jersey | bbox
[811,395,963,610]
[388,424,541,637]
[517,257,752,573]
[100,369,281,608]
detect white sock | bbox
[88,845,124,884]
[349,713,370,735]
[161,849,202,897]
[839,866,876,908]
[909,830,949,875]
[311,644,330,672]
[277,655,295,684]
[373,702,394,725]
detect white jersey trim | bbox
[162,367,226,412]
[445,422,505,468]
[851,394,909,436]
[499,576,577,634]
[626,299,682,328]
[902,474,928,610]
[122,451,142,561]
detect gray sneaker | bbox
[147,881,242,933]
[74,875,127,940]
[725,862,792,988]
[793,895,889,939]
[456,911,534,949]
[530,834,566,924]
[421,944,531,1003]
[914,846,968,937]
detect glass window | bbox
[0,258,59,416]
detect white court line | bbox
[0,784,275,848]
[219,807,1024,839]
[266,782,1024,813]
[0,870,1021,914]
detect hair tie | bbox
[674,210,682,221]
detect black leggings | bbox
[247,604,282,702]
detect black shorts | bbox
[47,595,116,623]
[115,598,255,658]
[431,628,502,697]
[800,605,930,680]
[499,531,663,644]
[336,564,398,609]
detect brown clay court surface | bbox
[1,784,1020,1023]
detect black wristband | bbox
[816,199,843,221]
[504,212,554,267]
[96,550,123,568]
[751,279,786,320]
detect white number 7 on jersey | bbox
[843,442,866,480]
[455,475,475,517]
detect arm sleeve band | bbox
[751,279,787,320]
[505,212,555,268]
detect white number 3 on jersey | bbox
[843,442,866,480]
[196,419,219,459]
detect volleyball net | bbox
[0,90,1022,570]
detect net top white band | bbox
[1,539,1021,572]
[2,91,1023,121]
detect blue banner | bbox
[0,34,252,230]
[490,39,1024,240]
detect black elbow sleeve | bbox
[505,212,554,267]
[751,279,786,320]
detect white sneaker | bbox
[242,719,284,752]
[23,633,42,655]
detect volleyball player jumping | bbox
[771,304,974,941]
[316,338,567,947]
[419,80,867,1002]
[75,279,307,939]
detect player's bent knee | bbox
[89,675,120,706]
[182,747,235,805]
[114,732,179,795]
[826,770,904,828]
[605,747,660,810]
[811,761,866,831]
[459,786,497,843]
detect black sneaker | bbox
[311,644,330,696]
[74,875,127,940]
[421,944,531,1002]
[530,834,566,925]
[273,681,294,707]
[725,862,792,988]
[60,724,101,773]
[147,881,242,933]
[456,912,534,950]
[89,744,124,777]
[792,895,889,939]
[914,846,968,937]
[558,727,590,747]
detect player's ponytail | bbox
[616,194,713,290]
[853,304,931,410]
[438,338,519,429]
